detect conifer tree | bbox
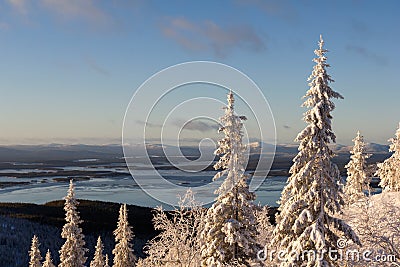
[59,180,87,267]
[104,254,110,267]
[42,250,55,267]
[376,123,400,192]
[271,36,360,266]
[113,204,136,267]
[90,236,106,267]
[255,205,273,250]
[29,235,42,267]
[344,131,372,203]
[200,91,257,266]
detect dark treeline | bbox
[0,200,278,266]
[0,200,153,266]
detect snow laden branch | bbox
[200,91,258,267]
[271,35,360,267]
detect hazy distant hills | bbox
[0,144,123,162]
[0,142,390,163]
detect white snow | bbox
[376,123,400,192]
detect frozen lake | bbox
[0,167,288,208]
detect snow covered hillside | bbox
[341,192,400,266]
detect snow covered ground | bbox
[341,192,400,266]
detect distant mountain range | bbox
[0,142,391,163]
[249,141,389,156]
[0,144,122,162]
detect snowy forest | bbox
[15,36,400,266]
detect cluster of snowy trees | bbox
[340,127,400,266]
[29,180,135,267]
[27,36,400,267]
[344,123,400,204]
[270,35,400,267]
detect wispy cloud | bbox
[346,45,388,66]
[172,119,220,132]
[5,0,114,28]
[40,0,111,26]
[160,17,266,57]
[236,0,298,23]
[136,120,161,128]
[84,56,110,76]
[6,0,29,15]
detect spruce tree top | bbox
[292,35,344,175]
[300,35,343,141]
[389,123,400,154]
[376,123,400,192]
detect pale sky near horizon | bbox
[0,0,399,146]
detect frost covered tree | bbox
[90,236,106,267]
[29,235,42,267]
[253,205,275,267]
[344,131,372,204]
[42,250,55,267]
[113,204,136,267]
[104,254,110,267]
[254,205,273,249]
[141,189,204,267]
[271,36,360,267]
[376,123,400,192]
[59,180,87,267]
[200,91,257,267]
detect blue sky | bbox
[0,0,399,145]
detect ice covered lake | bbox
[0,161,382,208]
[0,165,288,208]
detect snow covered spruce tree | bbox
[254,205,273,250]
[200,91,257,266]
[59,180,87,267]
[42,250,55,267]
[271,36,360,266]
[90,236,106,267]
[113,204,136,267]
[104,254,110,267]
[344,131,372,204]
[376,123,400,192]
[29,235,42,267]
